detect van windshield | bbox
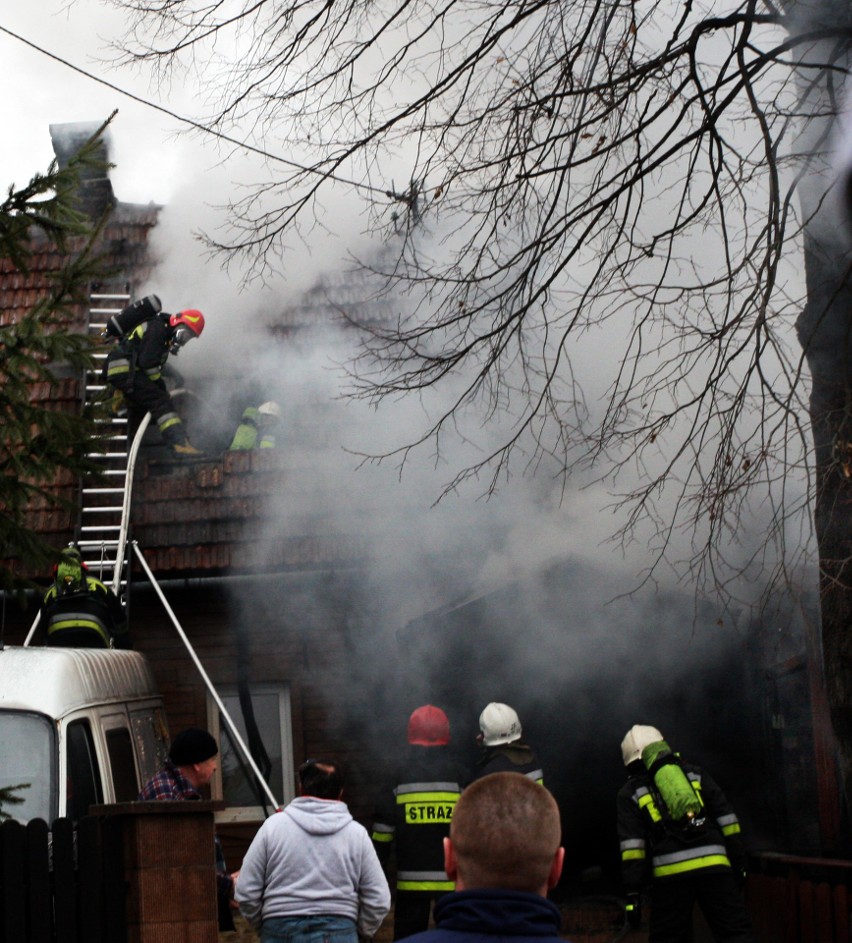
[0,711,56,823]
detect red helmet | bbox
[170,309,205,337]
[407,705,450,746]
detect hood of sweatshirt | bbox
[283,796,354,835]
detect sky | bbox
[0,2,216,204]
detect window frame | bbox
[207,682,294,823]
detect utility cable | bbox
[0,22,390,198]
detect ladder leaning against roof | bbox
[80,288,151,596]
[23,288,152,645]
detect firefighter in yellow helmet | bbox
[104,305,206,458]
[371,706,467,940]
[616,724,754,942]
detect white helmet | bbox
[479,702,522,746]
[258,401,281,417]
[621,724,664,766]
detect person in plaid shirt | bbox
[138,728,236,929]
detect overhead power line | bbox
[0,22,389,198]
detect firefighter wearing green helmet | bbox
[616,724,754,942]
[38,546,130,649]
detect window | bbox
[66,720,103,820]
[0,711,56,823]
[208,683,294,821]
[130,707,169,786]
[105,727,139,802]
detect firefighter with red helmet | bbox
[104,303,206,458]
[371,705,466,940]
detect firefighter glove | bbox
[625,892,641,929]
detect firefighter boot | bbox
[172,441,205,459]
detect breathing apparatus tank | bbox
[641,739,704,825]
[102,294,162,340]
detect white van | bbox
[0,645,169,823]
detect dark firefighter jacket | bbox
[371,747,466,893]
[471,742,544,785]
[41,577,130,649]
[617,760,747,891]
[105,314,173,385]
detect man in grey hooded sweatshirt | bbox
[236,759,391,943]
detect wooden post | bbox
[94,800,223,943]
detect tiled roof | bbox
[0,203,159,332]
[1,197,159,579]
[129,449,367,577]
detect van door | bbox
[65,717,105,819]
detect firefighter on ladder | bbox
[38,546,130,649]
[371,705,467,940]
[103,300,205,458]
[617,724,754,942]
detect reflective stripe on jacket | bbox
[371,748,465,893]
[617,761,746,890]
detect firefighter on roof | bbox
[103,296,206,458]
[371,705,466,940]
[39,546,130,649]
[617,724,754,942]
[471,702,544,785]
[229,400,281,450]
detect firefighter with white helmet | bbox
[616,724,754,942]
[104,300,206,458]
[229,400,281,450]
[371,705,466,940]
[471,702,544,785]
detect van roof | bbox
[0,646,161,718]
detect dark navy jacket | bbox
[398,888,565,943]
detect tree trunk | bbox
[796,223,852,832]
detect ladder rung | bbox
[78,541,119,549]
[81,506,124,513]
[80,526,122,533]
[94,419,128,426]
[86,452,128,459]
[82,488,126,495]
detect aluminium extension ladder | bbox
[80,289,151,596]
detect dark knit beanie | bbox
[168,728,218,766]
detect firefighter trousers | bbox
[108,371,187,446]
[649,872,754,943]
[392,891,449,941]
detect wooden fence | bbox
[0,816,125,943]
[749,852,852,943]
